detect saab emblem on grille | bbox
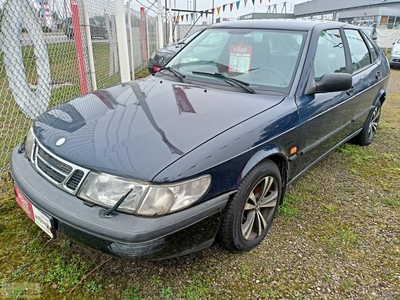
[56,138,66,146]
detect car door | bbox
[342,29,382,133]
[292,28,354,177]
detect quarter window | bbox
[344,30,371,72]
[365,38,378,62]
[314,29,347,82]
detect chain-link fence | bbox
[0,0,161,176]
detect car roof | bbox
[210,19,359,31]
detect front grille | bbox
[32,141,89,194]
[66,170,84,190]
[37,147,72,174]
[37,158,66,183]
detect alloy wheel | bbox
[368,106,381,141]
[241,176,278,241]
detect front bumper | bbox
[10,146,230,261]
[390,53,400,66]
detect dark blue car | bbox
[11,20,389,261]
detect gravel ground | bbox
[1,70,399,300]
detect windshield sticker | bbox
[228,44,252,73]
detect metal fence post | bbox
[82,0,97,91]
[127,2,135,80]
[157,0,164,48]
[114,0,130,82]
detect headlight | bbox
[24,126,35,160]
[78,173,211,216]
[150,51,156,59]
[78,172,149,214]
[137,175,211,216]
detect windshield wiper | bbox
[192,71,256,94]
[101,189,133,217]
[159,66,186,82]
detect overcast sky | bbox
[131,0,309,20]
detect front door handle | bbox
[376,71,382,80]
[346,86,355,96]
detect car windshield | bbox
[180,31,201,44]
[165,28,307,93]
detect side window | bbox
[314,29,347,82]
[345,29,371,72]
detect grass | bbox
[44,254,92,293]
[278,193,300,216]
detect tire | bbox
[354,102,382,146]
[218,160,282,253]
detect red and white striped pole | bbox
[70,0,88,94]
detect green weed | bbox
[121,284,142,300]
[279,194,300,216]
[86,280,102,293]
[177,274,210,299]
[150,275,162,286]
[321,227,360,255]
[261,289,278,298]
[338,144,374,165]
[160,286,174,299]
[239,265,250,280]
[44,254,91,293]
[380,198,400,207]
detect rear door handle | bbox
[376,71,382,80]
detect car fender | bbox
[237,145,288,188]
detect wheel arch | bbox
[376,87,387,106]
[237,146,288,204]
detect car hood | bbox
[33,76,284,181]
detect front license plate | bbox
[14,185,54,238]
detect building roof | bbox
[294,0,400,17]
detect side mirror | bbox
[306,73,352,94]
